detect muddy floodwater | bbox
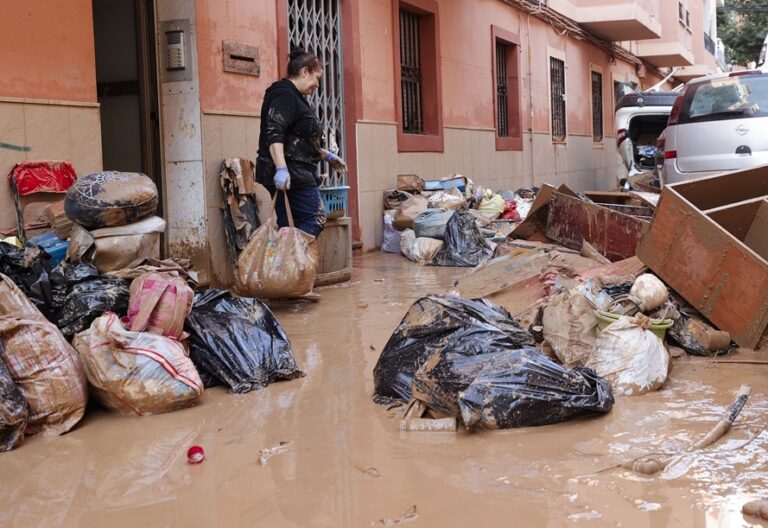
[2,253,768,527]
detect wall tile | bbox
[162,92,203,162]
[23,104,71,161]
[165,160,206,229]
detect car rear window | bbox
[678,74,768,124]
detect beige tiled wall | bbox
[0,101,102,230]
[356,122,618,250]
[201,111,268,287]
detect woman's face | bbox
[297,66,323,95]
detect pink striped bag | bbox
[125,272,193,340]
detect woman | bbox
[255,48,347,238]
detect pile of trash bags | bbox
[373,295,614,430]
[381,173,537,267]
[0,170,305,452]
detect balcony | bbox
[636,41,695,67]
[569,0,662,40]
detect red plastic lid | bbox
[187,445,205,464]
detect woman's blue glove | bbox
[274,167,291,190]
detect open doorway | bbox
[92,0,162,207]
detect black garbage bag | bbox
[0,243,54,317]
[458,349,613,429]
[0,355,27,451]
[431,209,493,267]
[372,295,535,403]
[49,263,131,340]
[185,289,305,393]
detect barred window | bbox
[496,41,510,137]
[550,57,566,141]
[400,9,423,134]
[591,71,603,142]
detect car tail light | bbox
[616,128,627,146]
[664,150,677,159]
[667,94,684,126]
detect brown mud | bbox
[1,253,768,527]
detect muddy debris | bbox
[373,505,418,527]
[258,440,292,466]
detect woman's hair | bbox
[287,48,322,77]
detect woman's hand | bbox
[326,151,348,174]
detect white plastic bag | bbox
[586,314,669,396]
[382,213,402,254]
[400,229,443,265]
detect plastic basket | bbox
[320,186,349,219]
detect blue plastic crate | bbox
[29,231,69,266]
[320,186,349,218]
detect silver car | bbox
[662,69,768,185]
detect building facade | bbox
[0,0,724,285]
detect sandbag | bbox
[64,171,158,229]
[427,190,465,210]
[49,263,131,341]
[67,217,165,273]
[413,209,454,240]
[542,281,603,367]
[431,209,493,267]
[372,295,535,403]
[458,350,614,429]
[586,314,669,396]
[235,193,317,299]
[381,213,402,254]
[393,195,429,231]
[399,229,443,265]
[0,317,87,436]
[0,357,27,451]
[74,313,203,415]
[126,272,194,340]
[184,290,305,393]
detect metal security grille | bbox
[287,0,346,187]
[400,9,423,134]
[496,41,509,137]
[591,71,603,142]
[550,57,566,141]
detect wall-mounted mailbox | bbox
[223,41,260,76]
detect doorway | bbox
[92,0,162,205]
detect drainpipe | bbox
[526,13,536,187]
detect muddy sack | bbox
[372,295,535,403]
[399,229,443,265]
[0,317,87,436]
[0,272,47,320]
[64,171,158,229]
[74,313,203,415]
[458,349,614,429]
[185,290,305,393]
[235,192,317,299]
[49,263,130,341]
[0,243,54,317]
[586,315,669,396]
[430,209,493,267]
[0,357,27,451]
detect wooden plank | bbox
[670,164,768,210]
[637,187,768,349]
[545,192,650,262]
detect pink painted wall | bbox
[689,0,718,70]
[358,0,643,138]
[195,0,280,114]
[0,0,96,102]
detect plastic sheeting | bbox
[458,349,614,429]
[185,290,305,393]
[372,295,535,403]
[0,357,27,451]
[413,209,454,240]
[74,313,203,415]
[0,243,55,318]
[431,210,493,267]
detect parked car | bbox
[614,90,679,189]
[661,69,768,186]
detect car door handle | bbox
[736,145,752,156]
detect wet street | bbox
[1,252,768,527]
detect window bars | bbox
[550,57,566,141]
[287,0,346,187]
[496,41,509,137]
[591,71,603,142]
[400,9,424,134]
